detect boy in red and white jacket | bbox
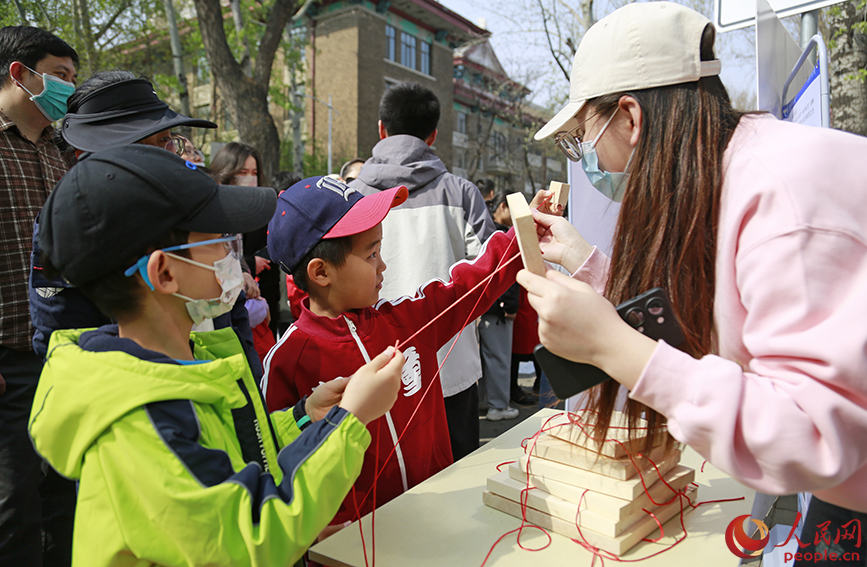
[262,176,521,528]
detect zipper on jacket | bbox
[343,315,409,493]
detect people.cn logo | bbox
[726,514,771,558]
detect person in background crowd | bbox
[0,24,78,567]
[271,170,306,328]
[211,142,281,339]
[478,191,520,421]
[339,158,365,183]
[475,177,496,204]
[350,81,495,460]
[523,5,867,563]
[272,170,302,193]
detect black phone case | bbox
[535,287,685,400]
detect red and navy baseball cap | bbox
[268,176,408,273]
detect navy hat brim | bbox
[62,107,216,153]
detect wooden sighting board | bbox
[507,192,546,276]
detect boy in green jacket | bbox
[28,144,404,566]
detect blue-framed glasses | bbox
[123,234,242,290]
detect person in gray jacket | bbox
[350,81,495,460]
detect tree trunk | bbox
[828,1,867,136]
[193,0,296,181]
[162,0,192,138]
[229,0,253,78]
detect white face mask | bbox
[167,251,245,325]
[233,175,258,187]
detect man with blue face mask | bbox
[0,25,79,567]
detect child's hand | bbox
[242,272,261,299]
[339,346,405,425]
[306,376,350,422]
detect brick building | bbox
[302,0,487,172]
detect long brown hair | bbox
[584,25,747,455]
[210,141,264,187]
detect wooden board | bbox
[488,470,678,537]
[506,192,546,276]
[548,181,570,209]
[510,463,696,521]
[482,484,697,557]
[544,411,654,458]
[526,433,675,481]
[516,452,680,501]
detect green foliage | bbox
[846,68,867,82]
[302,138,329,177]
[279,136,295,171]
[3,0,166,79]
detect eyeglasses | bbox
[123,234,242,290]
[553,110,618,162]
[163,135,188,158]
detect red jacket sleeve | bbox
[374,229,521,351]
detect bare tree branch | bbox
[537,0,571,82]
[193,0,245,87]
[32,0,55,31]
[13,0,29,25]
[254,0,295,86]
[94,0,134,43]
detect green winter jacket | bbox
[29,326,370,567]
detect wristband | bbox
[296,415,312,431]
[292,395,309,425]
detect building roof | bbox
[313,0,489,45]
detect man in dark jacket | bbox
[351,82,495,460]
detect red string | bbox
[496,460,516,472]
[396,253,522,351]
[490,409,746,564]
[354,232,522,522]
[640,509,664,542]
[372,419,379,567]
[349,485,369,567]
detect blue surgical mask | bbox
[14,65,75,122]
[579,111,634,203]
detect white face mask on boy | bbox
[123,234,245,325]
[167,251,245,325]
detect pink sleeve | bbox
[571,246,610,294]
[629,228,867,496]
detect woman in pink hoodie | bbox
[525,2,867,558]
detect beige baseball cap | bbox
[535,2,722,141]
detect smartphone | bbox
[534,287,685,400]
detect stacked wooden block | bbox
[483,412,697,555]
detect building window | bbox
[420,42,431,75]
[456,111,466,134]
[401,32,417,70]
[386,25,396,61]
[490,131,507,156]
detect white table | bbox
[310,409,751,566]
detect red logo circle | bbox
[725,514,770,558]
